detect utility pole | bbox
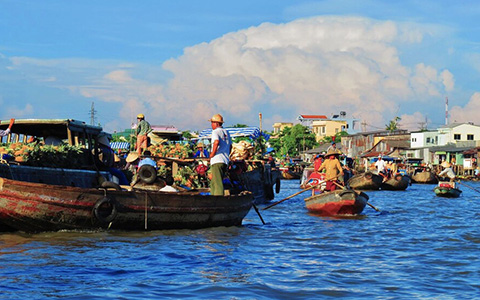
[89,102,97,126]
[445,96,449,125]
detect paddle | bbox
[332,181,381,212]
[456,181,480,193]
[263,176,337,210]
[252,203,266,225]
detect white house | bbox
[437,123,480,145]
[410,130,439,148]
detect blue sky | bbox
[1,0,480,133]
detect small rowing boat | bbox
[434,182,462,198]
[380,174,410,190]
[411,168,438,184]
[347,172,383,190]
[304,188,368,216]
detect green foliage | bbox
[181,131,193,139]
[321,131,349,143]
[386,116,401,132]
[232,124,248,128]
[269,124,317,157]
[25,144,85,169]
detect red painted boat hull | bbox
[304,189,369,216]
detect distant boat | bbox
[347,172,383,190]
[279,166,302,180]
[380,174,410,191]
[411,168,438,184]
[434,182,462,198]
[304,188,368,216]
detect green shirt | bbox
[136,120,151,136]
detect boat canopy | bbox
[0,119,103,138]
[197,127,270,140]
[110,142,131,150]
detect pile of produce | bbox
[0,142,85,169]
[230,140,254,160]
[157,163,209,189]
[147,142,192,159]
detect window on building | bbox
[321,127,325,134]
[335,128,339,133]
[412,138,416,142]
[426,137,430,143]
[454,134,461,140]
[467,134,474,140]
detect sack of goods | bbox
[230,141,254,160]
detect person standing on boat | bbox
[438,161,456,182]
[326,141,337,153]
[208,113,231,196]
[0,118,15,137]
[375,155,387,177]
[135,113,152,156]
[317,149,344,192]
[193,142,210,158]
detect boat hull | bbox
[381,175,410,190]
[0,177,254,232]
[433,186,462,198]
[411,171,438,184]
[347,172,382,190]
[304,189,368,216]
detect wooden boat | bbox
[347,172,383,190]
[434,182,462,198]
[0,119,254,232]
[279,166,302,180]
[380,174,410,190]
[411,168,438,184]
[0,177,253,232]
[304,188,369,216]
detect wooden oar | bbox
[252,203,266,224]
[456,181,480,193]
[332,181,381,212]
[263,176,337,210]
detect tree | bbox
[269,124,317,157]
[321,131,349,144]
[386,116,401,132]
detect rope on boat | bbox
[144,193,148,230]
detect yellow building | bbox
[272,122,293,134]
[311,120,348,142]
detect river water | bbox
[1,180,480,299]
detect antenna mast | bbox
[89,102,97,125]
[445,97,448,125]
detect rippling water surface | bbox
[1,180,480,299]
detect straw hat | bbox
[441,161,451,168]
[197,142,204,148]
[126,152,139,163]
[325,149,340,158]
[137,113,145,119]
[208,114,224,124]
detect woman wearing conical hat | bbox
[317,149,344,192]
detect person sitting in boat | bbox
[314,152,324,172]
[0,118,15,137]
[341,154,354,183]
[193,142,210,158]
[160,175,178,192]
[438,161,456,182]
[97,133,129,185]
[317,149,344,192]
[138,150,157,170]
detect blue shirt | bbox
[138,157,157,169]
